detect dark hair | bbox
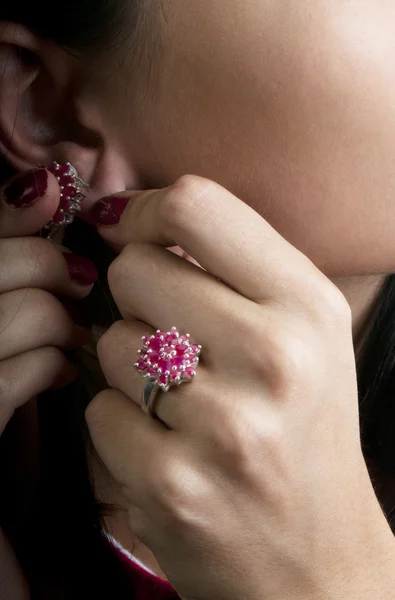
[356,275,395,522]
[1,3,395,598]
[1,1,140,53]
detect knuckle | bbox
[252,321,317,395]
[310,283,352,327]
[25,288,61,322]
[38,345,64,364]
[208,405,287,496]
[107,250,135,297]
[142,449,193,514]
[151,461,199,525]
[107,254,124,292]
[29,293,64,340]
[161,175,215,236]
[85,390,111,427]
[96,320,124,365]
[173,174,212,200]
[208,405,259,468]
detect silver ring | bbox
[141,380,162,418]
[135,327,202,420]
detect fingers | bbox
[106,243,250,351]
[0,347,77,433]
[91,176,326,306]
[0,237,98,298]
[86,388,171,496]
[0,288,91,361]
[96,320,258,434]
[97,320,215,431]
[0,169,60,238]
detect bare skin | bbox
[1,0,395,584]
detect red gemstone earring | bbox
[43,162,89,239]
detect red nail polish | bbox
[3,169,48,208]
[91,196,130,226]
[63,253,98,286]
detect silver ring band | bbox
[141,380,162,418]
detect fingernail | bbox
[62,253,98,286]
[3,169,48,208]
[90,196,129,226]
[63,300,94,329]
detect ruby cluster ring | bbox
[135,327,202,418]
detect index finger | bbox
[91,175,330,304]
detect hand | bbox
[0,168,97,596]
[86,176,395,600]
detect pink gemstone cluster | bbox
[134,327,202,392]
[44,162,87,231]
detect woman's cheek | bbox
[105,0,395,277]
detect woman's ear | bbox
[0,22,102,175]
[0,23,43,170]
[0,22,142,202]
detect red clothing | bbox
[112,544,181,600]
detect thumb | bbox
[0,168,61,238]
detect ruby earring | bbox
[43,162,89,239]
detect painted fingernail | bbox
[63,253,98,286]
[90,196,130,226]
[3,169,48,208]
